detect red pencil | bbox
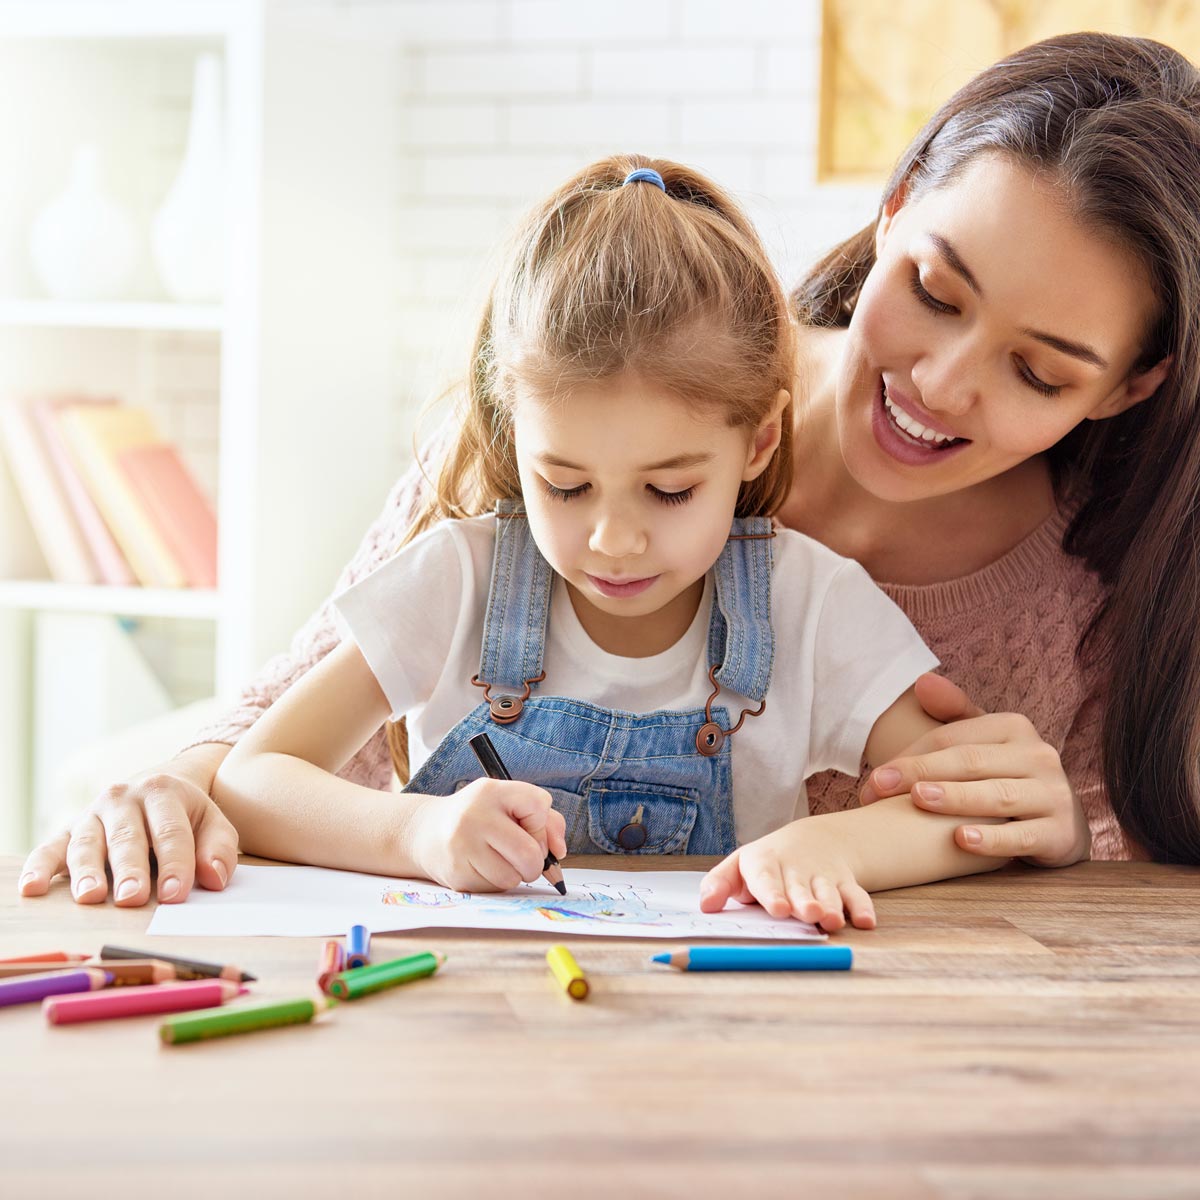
[44,980,247,1025]
[0,952,88,965]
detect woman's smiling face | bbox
[835,153,1168,502]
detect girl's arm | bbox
[213,641,566,890]
[700,687,1007,931]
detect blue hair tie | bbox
[622,168,666,192]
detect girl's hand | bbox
[18,748,239,907]
[698,820,875,933]
[410,778,568,893]
[859,673,1091,868]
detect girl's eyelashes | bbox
[543,480,590,501]
[541,479,697,505]
[648,485,696,506]
[910,268,1065,397]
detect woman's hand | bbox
[859,674,1091,868]
[409,778,568,893]
[699,820,875,933]
[17,744,239,906]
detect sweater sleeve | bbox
[180,431,446,789]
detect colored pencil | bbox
[160,995,335,1045]
[0,968,111,1008]
[468,732,567,895]
[317,940,346,992]
[346,925,371,969]
[0,962,90,979]
[326,952,444,1000]
[651,945,853,972]
[0,951,88,965]
[45,980,247,1025]
[546,944,589,1000]
[99,944,255,983]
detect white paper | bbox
[145,864,825,941]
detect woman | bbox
[21,31,1200,907]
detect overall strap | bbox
[476,500,554,692]
[705,516,775,703]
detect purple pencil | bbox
[0,968,111,1008]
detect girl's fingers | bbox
[546,808,568,861]
[698,852,747,913]
[17,829,70,897]
[808,875,846,931]
[467,846,524,892]
[742,857,791,920]
[98,804,152,907]
[839,881,876,930]
[911,673,986,723]
[911,777,1060,820]
[485,819,546,884]
[63,814,110,904]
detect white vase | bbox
[28,143,138,302]
[152,53,226,303]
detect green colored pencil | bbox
[159,995,335,1045]
[327,952,444,1000]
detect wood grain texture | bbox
[1,855,1198,1199]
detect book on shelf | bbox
[0,395,99,584]
[117,444,218,588]
[29,395,136,587]
[55,404,189,589]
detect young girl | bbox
[211,157,1004,933]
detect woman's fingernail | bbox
[160,877,181,901]
[18,872,36,891]
[874,767,902,790]
[74,876,98,897]
[115,879,139,902]
[961,827,983,846]
[212,859,228,887]
[916,783,944,803]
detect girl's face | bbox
[511,374,782,648]
[835,153,1168,502]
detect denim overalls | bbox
[404,502,775,856]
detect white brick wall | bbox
[336,0,878,455]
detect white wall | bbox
[334,0,877,457]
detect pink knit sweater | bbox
[190,460,1131,861]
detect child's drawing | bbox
[382,879,668,925]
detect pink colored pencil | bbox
[0,968,110,1008]
[317,940,346,993]
[43,980,247,1025]
[0,952,88,965]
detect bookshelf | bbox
[0,0,402,851]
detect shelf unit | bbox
[0,0,402,850]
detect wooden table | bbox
[2,856,1198,1199]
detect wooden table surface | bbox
[1,855,1198,1199]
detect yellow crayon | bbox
[546,944,589,1001]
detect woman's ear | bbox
[743,389,791,480]
[874,181,910,258]
[1088,356,1172,421]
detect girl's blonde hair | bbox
[388,153,795,779]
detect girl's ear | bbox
[1088,356,1173,421]
[743,389,791,481]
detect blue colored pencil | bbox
[346,924,371,969]
[651,945,852,972]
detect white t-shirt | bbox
[334,514,938,845]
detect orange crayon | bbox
[317,940,346,993]
[0,952,88,965]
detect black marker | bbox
[468,732,567,895]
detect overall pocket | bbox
[587,779,700,854]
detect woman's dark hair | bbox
[795,33,1200,863]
